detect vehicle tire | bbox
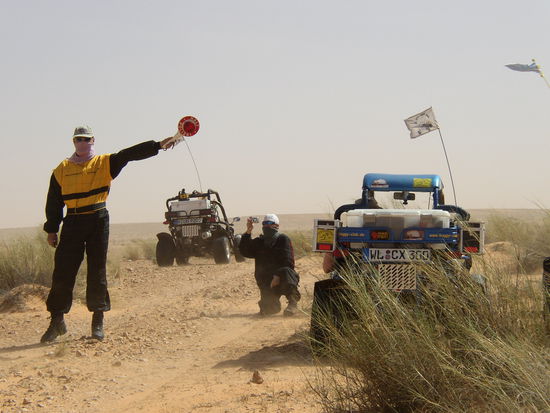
[232,234,246,262]
[156,233,175,267]
[175,248,190,265]
[212,236,231,264]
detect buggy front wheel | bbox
[156,233,175,267]
[212,236,231,264]
[232,234,246,262]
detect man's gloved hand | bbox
[47,233,58,248]
[270,275,281,288]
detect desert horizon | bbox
[1,208,546,243]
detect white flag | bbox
[505,62,541,73]
[404,107,439,139]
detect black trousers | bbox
[257,267,300,315]
[46,209,111,314]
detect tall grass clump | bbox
[0,231,124,298]
[121,238,157,261]
[485,212,550,273]
[287,230,313,259]
[0,233,55,293]
[312,257,549,413]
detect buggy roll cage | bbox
[165,189,234,231]
[334,173,469,221]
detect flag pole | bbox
[437,128,458,206]
[533,59,550,89]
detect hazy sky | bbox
[1,0,549,229]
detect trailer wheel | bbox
[156,233,175,267]
[232,234,246,262]
[213,236,231,264]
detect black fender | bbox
[156,232,174,242]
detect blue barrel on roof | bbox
[363,173,443,192]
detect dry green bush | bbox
[0,231,54,293]
[287,230,313,259]
[312,260,549,412]
[0,231,122,298]
[122,238,157,261]
[485,212,550,273]
[311,212,550,413]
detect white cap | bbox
[72,125,94,138]
[262,214,279,225]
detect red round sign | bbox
[178,116,200,137]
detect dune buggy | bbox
[310,173,486,344]
[156,189,245,266]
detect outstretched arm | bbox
[109,138,174,179]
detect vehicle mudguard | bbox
[156,232,174,242]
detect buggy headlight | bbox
[201,231,211,239]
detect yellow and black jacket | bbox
[44,140,161,233]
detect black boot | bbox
[91,311,104,341]
[258,289,281,316]
[40,313,67,343]
[284,288,301,317]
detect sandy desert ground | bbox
[0,215,330,413]
[0,210,546,413]
[0,258,325,413]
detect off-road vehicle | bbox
[156,189,245,266]
[310,173,486,344]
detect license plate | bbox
[174,217,203,225]
[365,248,431,262]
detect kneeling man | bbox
[239,214,301,316]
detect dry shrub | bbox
[0,232,54,293]
[122,238,156,261]
[287,230,313,259]
[485,212,550,274]
[312,259,549,413]
[0,231,122,299]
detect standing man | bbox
[239,214,301,316]
[41,125,175,343]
